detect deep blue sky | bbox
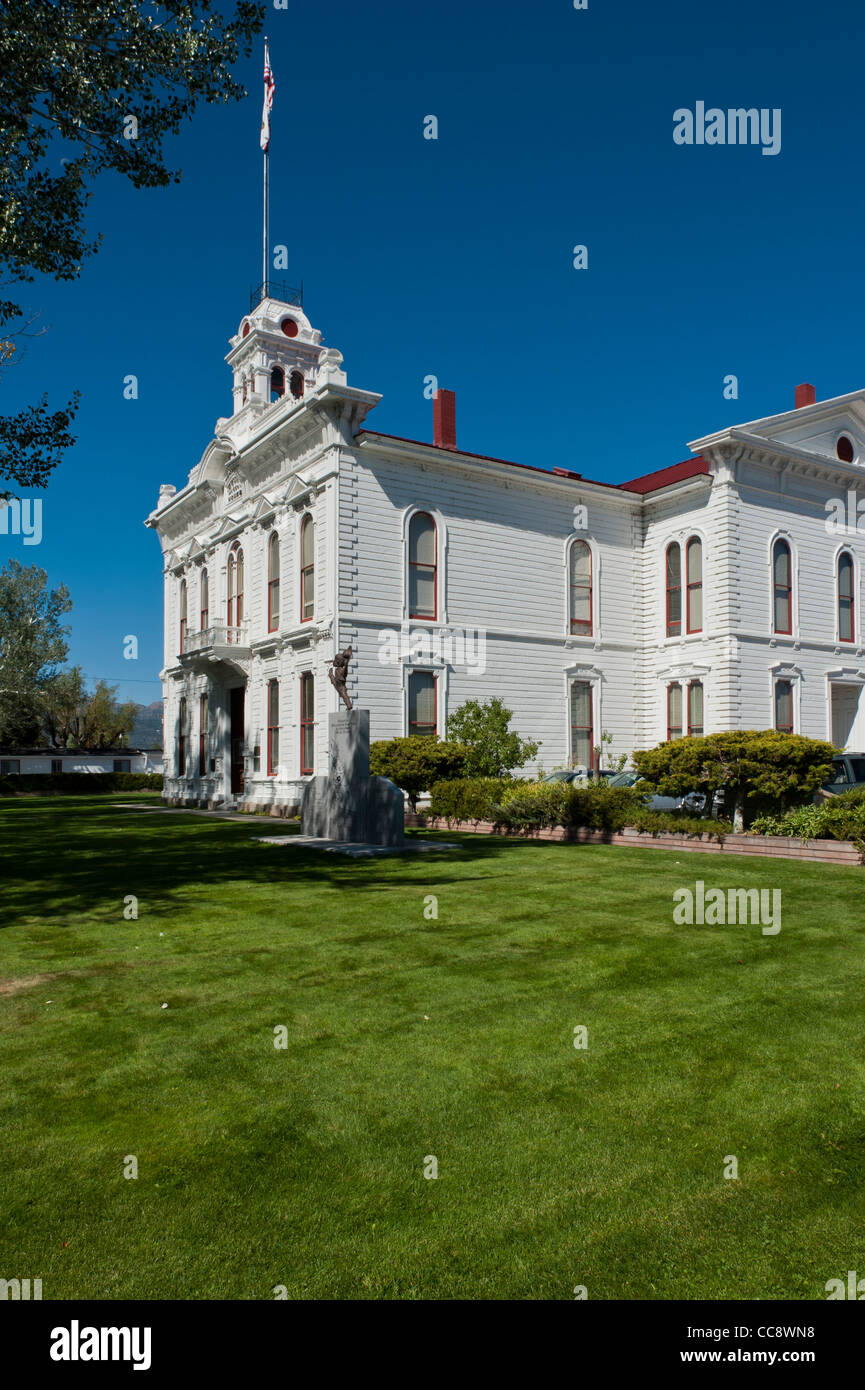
[3,0,864,703]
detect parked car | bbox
[822,753,865,794]
[605,770,708,814]
[541,768,618,785]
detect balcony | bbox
[180,624,250,666]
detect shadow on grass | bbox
[0,795,558,926]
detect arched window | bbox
[687,681,704,737]
[408,671,437,737]
[179,579,187,654]
[408,512,437,619]
[290,369,304,399]
[569,540,593,635]
[300,515,314,622]
[666,543,682,637]
[300,672,314,774]
[838,551,855,642]
[686,537,703,633]
[267,532,280,632]
[200,568,209,631]
[177,696,188,777]
[227,543,244,632]
[267,680,280,776]
[774,680,793,733]
[270,366,285,402]
[772,539,792,634]
[667,683,683,740]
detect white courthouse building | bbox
[146,287,865,810]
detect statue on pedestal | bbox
[328,645,353,711]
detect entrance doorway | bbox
[229,686,245,794]
[830,683,861,749]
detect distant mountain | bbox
[130,701,163,750]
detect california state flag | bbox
[260,41,274,152]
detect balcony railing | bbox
[183,624,249,655]
[249,280,303,312]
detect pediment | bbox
[249,494,276,523]
[210,514,244,542]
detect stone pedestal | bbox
[301,709,404,846]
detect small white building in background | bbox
[0,750,164,776]
[146,287,865,812]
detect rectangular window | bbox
[774,680,794,734]
[1,759,21,775]
[839,554,855,642]
[570,541,593,635]
[178,698,187,777]
[51,759,63,774]
[300,672,314,774]
[570,680,594,768]
[113,759,131,773]
[687,681,704,737]
[773,543,792,634]
[408,671,437,737]
[267,680,280,776]
[667,683,683,741]
[199,693,208,778]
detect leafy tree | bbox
[0,559,71,743]
[446,697,540,778]
[633,730,836,831]
[43,667,138,748]
[0,0,265,492]
[370,738,467,811]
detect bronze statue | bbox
[328,644,353,711]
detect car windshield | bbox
[608,772,641,787]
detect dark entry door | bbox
[230,686,245,794]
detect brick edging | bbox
[412,818,861,866]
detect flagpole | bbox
[262,36,269,299]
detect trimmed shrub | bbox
[0,772,163,796]
[370,738,467,811]
[496,780,644,834]
[428,777,516,824]
[625,808,730,839]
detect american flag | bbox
[260,41,275,152]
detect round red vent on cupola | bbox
[281,317,298,338]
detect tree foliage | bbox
[0,0,265,489]
[0,558,71,743]
[633,730,836,830]
[369,737,467,811]
[43,666,138,748]
[446,697,540,778]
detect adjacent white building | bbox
[146,288,865,810]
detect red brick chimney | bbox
[433,388,456,449]
[795,382,816,409]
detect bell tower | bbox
[225,284,344,417]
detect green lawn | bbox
[1,794,864,1300]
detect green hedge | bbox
[428,777,517,823]
[429,777,644,834]
[0,772,163,796]
[749,790,865,846]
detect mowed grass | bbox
[1,795,864,1300]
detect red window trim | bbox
[178,697,188,777]
[200,569,209,632]
[772,538,792,635]
[300,672,314,774]
[774,679,794,734]
[408,669,437,736]
[667,683,683,741]
[267,534,280,633]
[686,537,703,635]
[300,515,314,624]
[570,679,595,771]
[569,539,593,636]
[199,693,208,777]
[838,551,855,643]
[665,542,681,637]
[408,511,438,621]
[267,679,279,776]
[179,580,187,655]
[227,545,244,630]
[686,680,704,737]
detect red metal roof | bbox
[620,456,710,494]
